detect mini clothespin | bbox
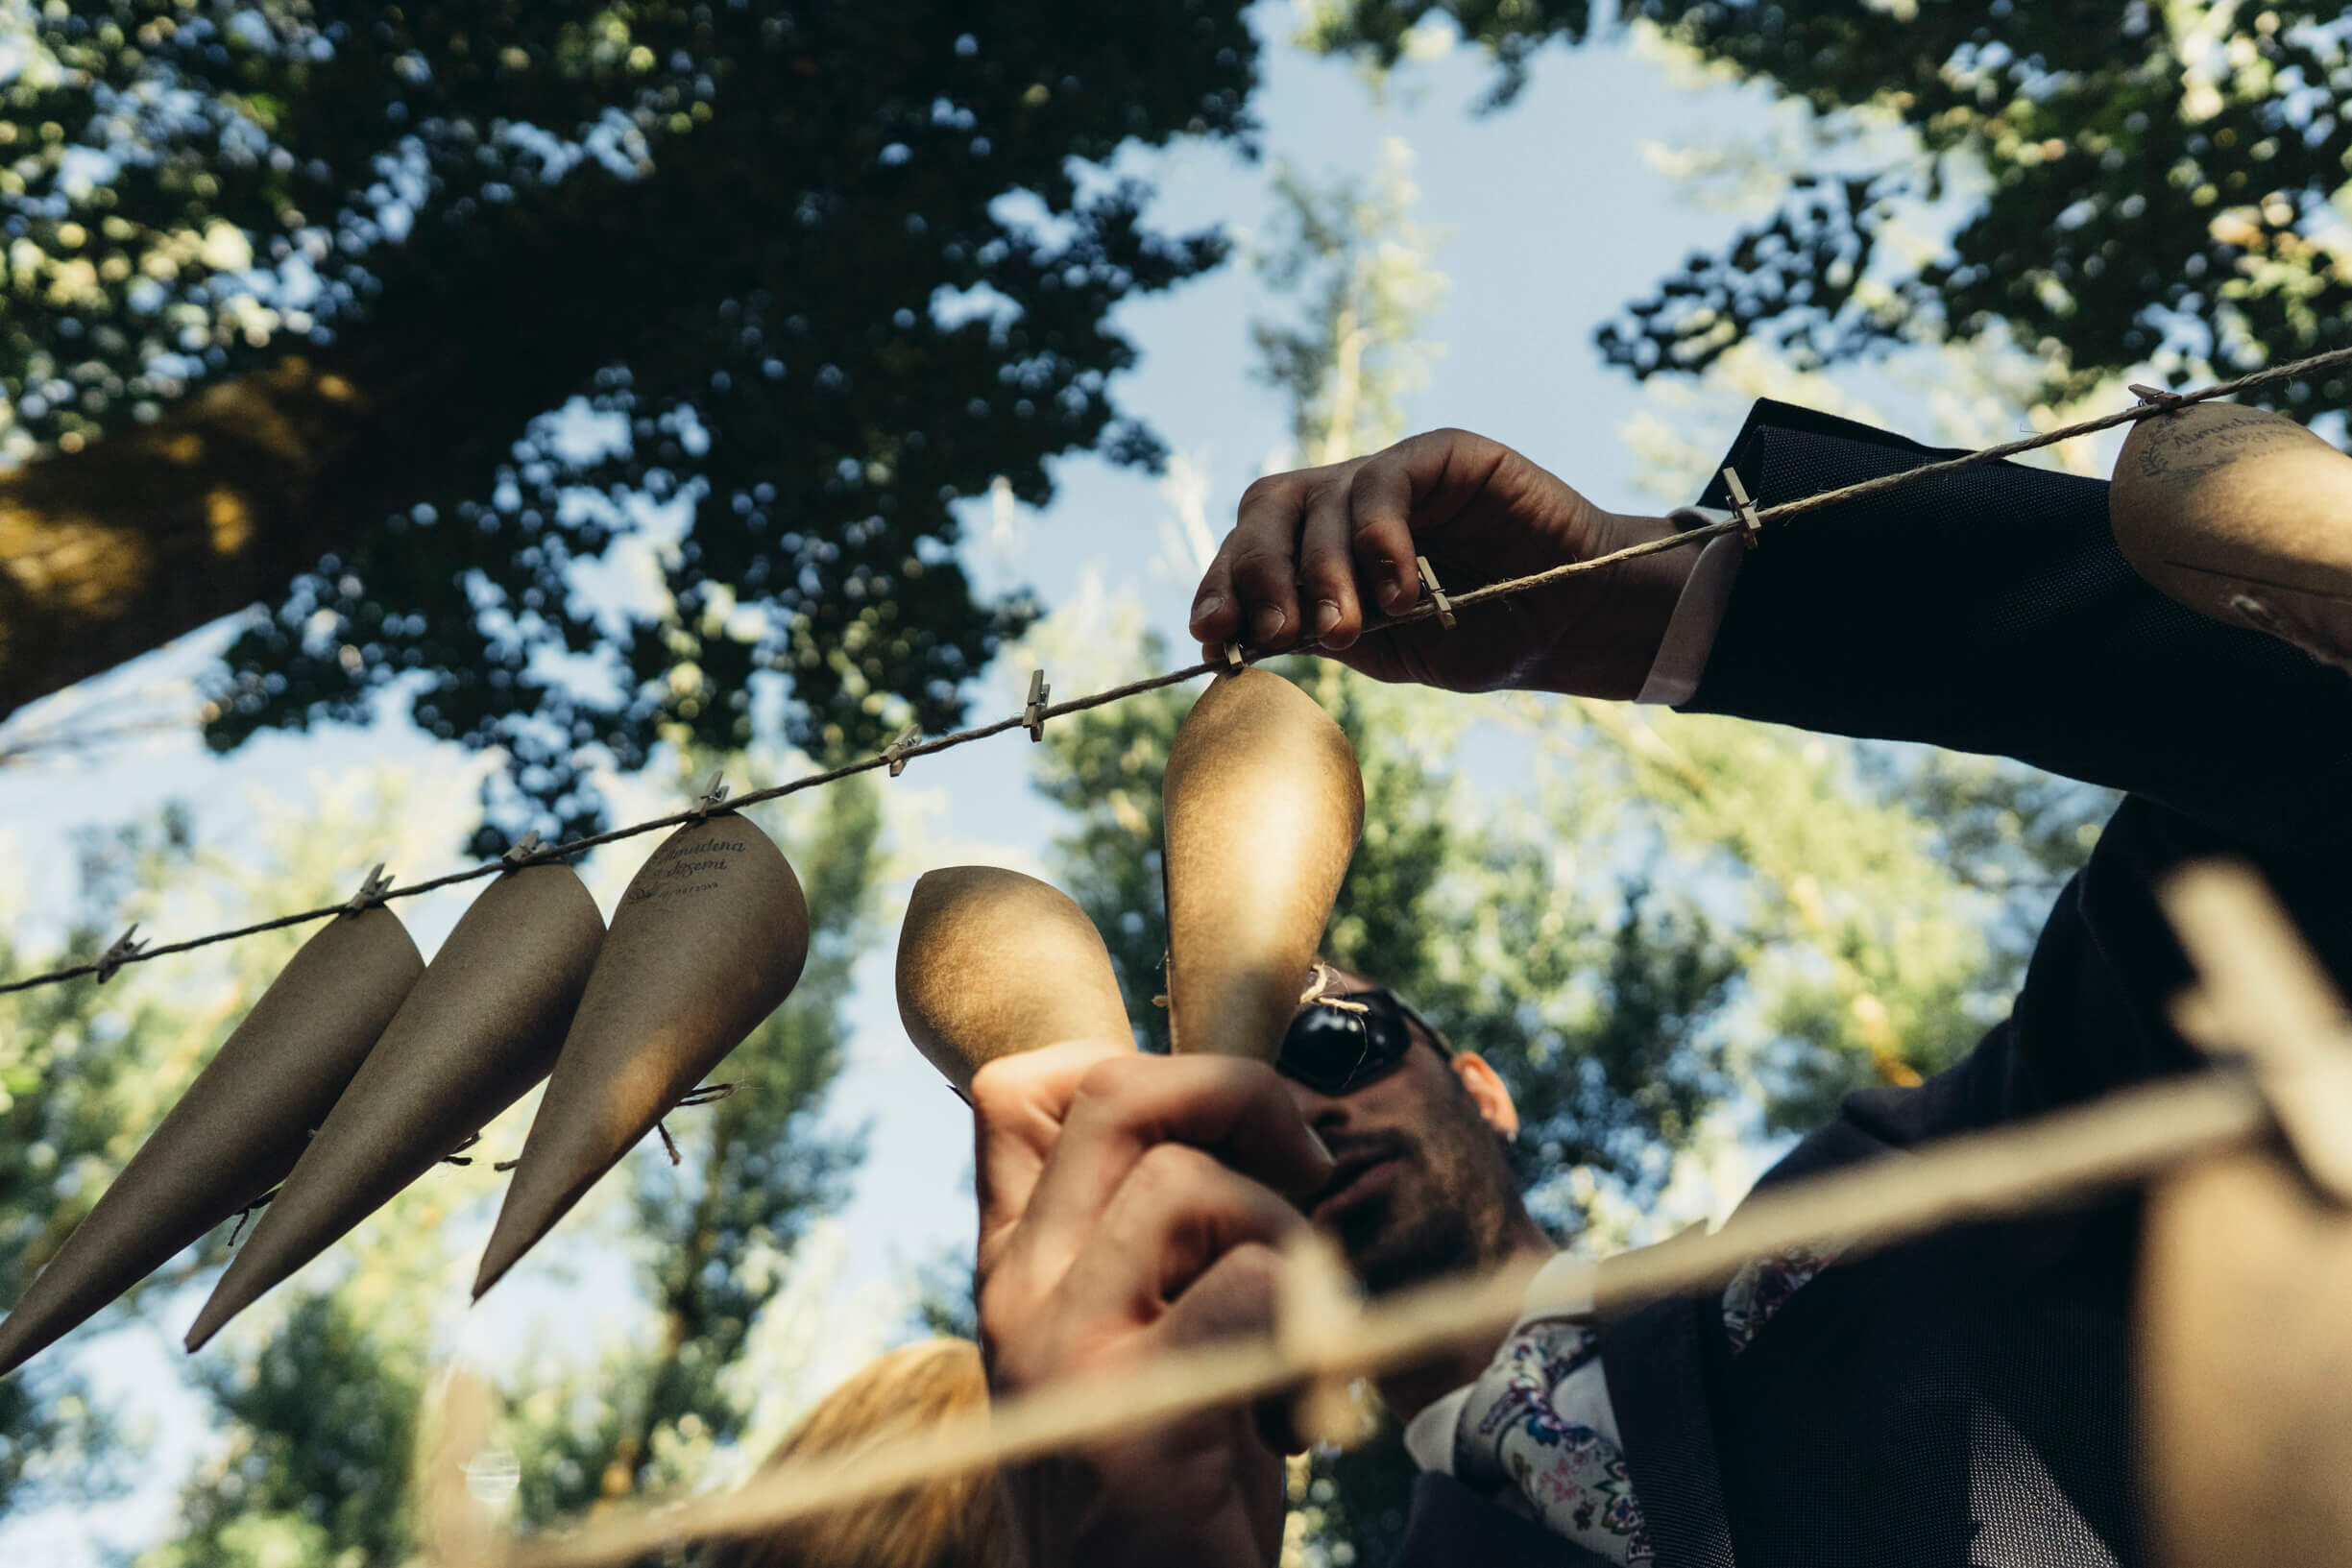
[653,1083,739,1165]
[1024,669,1051,741]
[1721,467,1765,549]
[1415,556,1456,629]
[1278,1229,1375,1449]
[690,771,730,820]
[2160,860,2352,1205]
[499,830,546,868]
[2129,382,2188,413]
[94,925,146,984]
[1223,641,1245,674]
[344,864,395,915]
[884,726,921,778]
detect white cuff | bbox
[1634,507,1746,708]
[1402,1382,1478,1476]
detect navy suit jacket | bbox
[1388,401,2352,1568]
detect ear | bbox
[1450,1053,1519,1140]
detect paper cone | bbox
[2140,1148,2352,1567]
[2112,400,2352,659]
[473,814,808,1298]
[896,867,1132,1091]
[186,865,605,1349]
[0,907,423,1375]
[1162,667,1363,1062]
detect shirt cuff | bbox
[1402,1382,1478,1477]
[1634,507,1746,708]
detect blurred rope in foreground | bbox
[497,861,2341,1568]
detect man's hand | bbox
[1187,427,1690,701]
[972,1042,1336,1568]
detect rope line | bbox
[7,341,2350,998]
[503,1070,2274,1568]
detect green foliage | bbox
[1306,2,2352,421]
[0,822,198,1519]
[3,1,1263,840]
[146,1292,427,1568]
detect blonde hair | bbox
[702,1339,1010,1568]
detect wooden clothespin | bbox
[884,726,921,778]
[690,771,731,819]
[1415,556,1456,629]
[1278,1229,1376,1450]
[1721,467,1765,549]
[653,1083,738,1166]
[2160,860,2352,1204]
[499,830,546,868]
[1024,669,1051,742]
[344,864,395,915]
[2129,382,2188,413]
[94,924,146,984]
[1223,641,1245,674]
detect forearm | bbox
[1679,401,2352,853]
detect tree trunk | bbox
[0,174,655,724]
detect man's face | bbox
[1281,975,1523,1296]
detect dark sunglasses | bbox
[1275,989,1447,1098]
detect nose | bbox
[1281,1074,1351,1133]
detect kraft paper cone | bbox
[186,865,604,1349]
[2140,1148,2352,1567]
[2112,400,2352,662]
[1162,667,1363,1062]
[473,814,808,1298]
[896,867,1132,1091]
[0,907,423,1375]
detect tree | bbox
[1301,1,2352,424]
[1,1,1260,843]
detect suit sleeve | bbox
[1681,399,2352,855]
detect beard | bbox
[1318,1123,1510,1297]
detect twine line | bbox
[7,341,2349,999]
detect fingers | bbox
[1227,475,1309,649]
[1059,1146,1303,1320]
[1191,464,1359,654]
[1002,1053,1333,1300]
[1343,445,1432,620]
[1297,478,1366,650]
[973,1037,1138,1270]
[1191,435,1495,660]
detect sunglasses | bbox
[1275,988,1446,1098]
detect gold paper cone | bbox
[186,865,604,1349]
[0,907,423,1375]
[896,867,1131,1091]
[1162,667,1363,1062]
[2140,1148,2352,1567]
[2113,400,2352,658]
[473,814,808,1298]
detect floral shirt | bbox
[1406,1242,1843,1566]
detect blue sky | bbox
[0,13,1991,1561]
